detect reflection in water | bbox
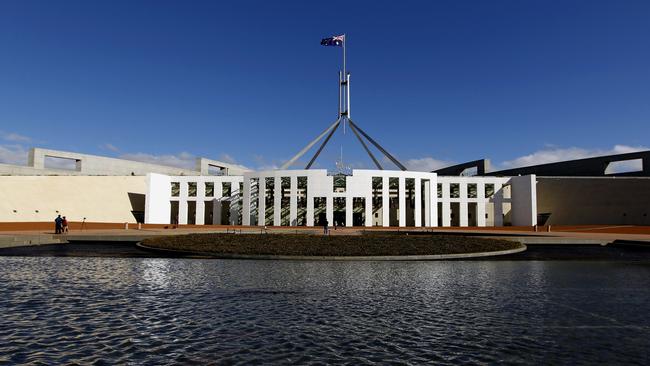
[1,257,650,364]
[142,259,171,289]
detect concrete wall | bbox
[510,175,537,226]
[537,177,650,225]
[27,148,198,176]
[0,176,146,223]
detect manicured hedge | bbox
[141,233,521,256]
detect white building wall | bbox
[144,174,243,225]
[145,170,537,228]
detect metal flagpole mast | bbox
[342,34,346,134]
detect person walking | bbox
[54,215,63,234]
[323,218,329,235]
[62,216,69,233]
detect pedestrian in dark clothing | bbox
[323,219,329,235]
[54,215,63,234]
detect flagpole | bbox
[343,34,346,78]
[343,34,347,133]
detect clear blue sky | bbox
[1,0,649,171]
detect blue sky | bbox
[1,0,649,171]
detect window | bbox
[485,184,495,198]
[205,182,214,197]
[333,174,346,193]
[450,183,460,198]
[437,183,442,198]
[171,182,180,197]
[188,182,197,197]
[468,183,477,198]
[222,182,232,197]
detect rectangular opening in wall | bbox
[281,177,290,226]
[333,174,346,193]
[503,202,512,226]
[485,202,495,226]
[205,182,214,197]
[421,179,430,226]
[187,201,196,225]
[503,184,511,199]
[314,197,326,226]
[170,201,179,224]
[437,202,443,226]
[188,182,197,197]
[353,197,365,226]
[468,202,477,226]
[204,200,214,225]
[460,167,478,177]
[450,202,460,226]
[171,182,180,197]
[405,178,415,226]
[297,176,307,226]
[605,158,643,175]
[437,183,442,198]
[450,183,460,198]
[389,178,399,226]
[220,200,231,225]
[232,182,243,225]
[222,182,232,197]
[265,177,274,226]
[468,183,477,198]
[44,156,79,171]
[372,177,383,226]
[485,183,495,198]
[207,165,226,176]
[250,178,259,226]
[333,197,346,226]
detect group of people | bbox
[54,214,69,234]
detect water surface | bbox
[1,257,649,364]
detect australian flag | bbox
[321,34,345,47]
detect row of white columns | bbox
[172,181,241,225]
[243,175,436,227]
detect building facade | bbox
[145,170,538,227]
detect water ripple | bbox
[1,257,650,364]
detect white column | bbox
[178,182,188,224]
[494,183,504,226]
[423,179,431,226]
[274,176,281,226]
[345,196,353,227]
[289,176,298,226]
[178,201,188,225]
[214,182,223,225]
[195,200,205,225]
[258,177,266,226]
[365,196,373,227]
[477,182,486,227]
[382,176,389,227]
[431,178,438,227]
[442,181,451,227]
[195,180,205,225]
[414,177,422,227]
[398,176,406,227]
[326,196,333,227]
[459,182,468,227]
[242,178,251,226]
